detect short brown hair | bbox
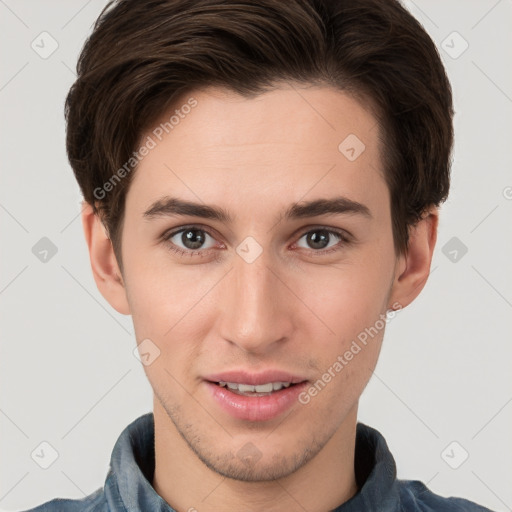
[65,0,453,271]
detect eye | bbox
[295,228,349,254]
[163,226,218,256]
[161,225,351,259]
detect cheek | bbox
[295,256,393,339]
[291,254,393,396]
[122,242,211,337]
[295,266,389,411]
[126,266,205,401]
[123,257,218,389]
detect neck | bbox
[152,398,359,512]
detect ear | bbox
[81,201,131,315]
[388,206,438,310]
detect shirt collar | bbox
[104,412,399,511]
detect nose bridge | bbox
[220,245,290,352]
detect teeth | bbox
[238,383,255,393]
[255,383,273,393]
[217,381,293,393]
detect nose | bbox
[218,248,294,355]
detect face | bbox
[119,83,400,481]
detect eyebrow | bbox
[143,195,372,223]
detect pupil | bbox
[308,230,329,249]
[183,229,205,250]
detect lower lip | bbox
[205,381,308,422]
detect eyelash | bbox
[161,224,351,258]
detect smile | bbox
[217,381,293,395]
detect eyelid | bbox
[291,224,352,241]
[162,223,220,241]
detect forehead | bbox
[159,84,380,156]
[126,84,386,219]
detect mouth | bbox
[203,371,309,421]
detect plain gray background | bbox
[1,1,511,511]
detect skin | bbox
[82,83,437,512]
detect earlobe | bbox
[388,207,438,310]
[81,201,131,315]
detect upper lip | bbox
[204,370,308,386]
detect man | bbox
[24,0,495,510]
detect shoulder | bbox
[19,487,107,512]
[397,479,496,511]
